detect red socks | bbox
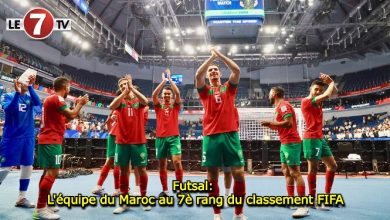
[209,180,221,214]
[97,165,110,186]
[307,174,317,197]
[159,170,168,192]
[119,173,129,195]
[175,169,183,182]
[233,181,246,215]
[113,166,120,189]
[287,185,295,197]
[37,176,55,209]
[140,174,148,196]
[297,185,305,197]
[325,171,336,194]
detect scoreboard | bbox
[205,0,265,43]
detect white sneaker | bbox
[112,190,121,197]
[32,207,60,220]
[292,207,310,218]
[15,198,35,208]
[233,214,248,220]
[92,186,105,196]
[143,205,152,211]
[214,213,223,220]
[316,203,331,211]
[113,205,129,214]
[48,206,60,213]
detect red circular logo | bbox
[23,8,54,40]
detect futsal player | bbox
[152,69,183,197]
[195,48,246,220]
[0,75,40,208]
[109,75,150,214]
[260,86,309,218]
[33,77,89,220]
[301,73,338,210]
[91,109,120,196]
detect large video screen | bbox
[205,0,265,21]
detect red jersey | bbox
[198,82,239,136]
[115,98,146,144]
[155,103,180,137]
[108,110,118,136]
[38,94,68,144]
[275,100,301,144]
[301,97,323,138]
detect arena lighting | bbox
[230,45,238,53]
[169,41,175,50]
[186,28,194,34]
[264,26,278,34]
[289,33,294,38]
[263,44,275,53]
[200,45,207,52]
[286,0,291,2]
[72,35,80,43]
[184,44,195,54]
[164,28,171,34]
[281,28,286,35]
[196,26,206,35]
[173,28,179,34]
[245,45,250,50]
[166,36,171,40]
[19,0,29,8]
[278,45,283,50]
[368,0,372,11]
[62,31,72,39]
[81,41,90,50]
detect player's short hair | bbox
[207,63,220,70]
[118,77,127,85]
[162,86,173,92]
[311,79,327,87]
[271,86,284,98]
[53,77,69,92]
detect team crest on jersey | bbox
[281,105,287,112]
[140,152,145,160]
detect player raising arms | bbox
[260,87,309,218]
[33,77,89,220]
[110,75,150,214]
[195,48,246,220]
[301,73,337,210]
[152,69,183,197]
[0,75,41,208]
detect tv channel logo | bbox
[6,7,71,40]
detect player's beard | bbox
[269,97,275,105]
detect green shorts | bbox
[303,138,333,160]
[37,144,62,169]
[202,132,245,167]
[156,136,182,159]
[115,144,147,167]
[106,135,116,158]
[280,143,302,166]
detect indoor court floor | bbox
[0,171,389,220]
